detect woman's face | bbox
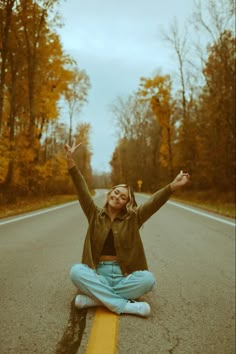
[107,186,129,211]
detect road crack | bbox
[167,335,180,354]
[160,323,181,354]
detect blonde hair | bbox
[105,184,138,214]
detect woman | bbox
[65,141,190,317]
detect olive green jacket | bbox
[69,166,173,275]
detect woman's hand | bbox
[64,140,82,168]
[170,170,190,192]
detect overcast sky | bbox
[57,0,196,173]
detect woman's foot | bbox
[74,294,101,309]
[122,300,151,317]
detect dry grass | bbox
[172,190,235,219]
[171,197,235,218]
[0,195,77,219]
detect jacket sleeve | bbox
[137,184,173,227]
[69,166,96,221]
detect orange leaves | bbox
[35,160,54,180]
[0,1,91,197]
[159,129,172,168]
[137,74,174,173]
[137,74,173,128]
[195,30,236,189]
[0,139,9,183]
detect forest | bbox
[0,0,235,216]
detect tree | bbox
[196,30,235,190]
[161,17,196,172]
[64,65,90,145]
[190,0,235,89]
[73,122,93,189]
[192,0,235,42]
[137,74,175,179]
[18,0,61,142]
[110,95,163,191]
[0,0,16,133]
[0,0,91,201]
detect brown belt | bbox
[99,255,118,261]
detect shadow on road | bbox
[55,297,87,354]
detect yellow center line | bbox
[85,307,119,354]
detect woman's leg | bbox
[70,263,127,314]
[113,270,156,300]
[70,262,153,316]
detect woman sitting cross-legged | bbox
[65,141,190,317]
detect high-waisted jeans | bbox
[70,261,156,314]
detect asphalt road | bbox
[0,191,235,354]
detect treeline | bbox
[109,0,235,199]
[0,0,92,203]
[0,0,235,206]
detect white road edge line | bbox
[168,201,235,227]
[0,201,78,226]
[0,199,234,228]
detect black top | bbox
[101,229,116,256]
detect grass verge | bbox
[171,196,235,218]
[0,195,77,219]
[171,190,235,219]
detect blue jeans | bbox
[70,261,156,314]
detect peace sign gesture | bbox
[64,140,82,162]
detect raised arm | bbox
[65,141,96,220]
[137,170,190,226]
[169,170,190,192]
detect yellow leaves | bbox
[35,160,53,180]
[137,74,174,172]
[138,75,174,126]
[137,75,172,117]
[159,130,171,168]
[0,1,93,197]
[138,74,172,99]
[0,143,9,183]
[23,148,36,162]
[54,153,69,177]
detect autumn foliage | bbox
[0,1,235,210]
[0,0,92,204]
[110,30,235,199]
